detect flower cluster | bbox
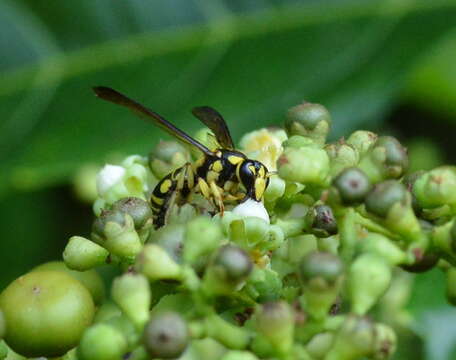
[1,101,456,360]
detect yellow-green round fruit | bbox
[0,270,95,358]
[32,261,105,305]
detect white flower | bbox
[233,198,270,224]
[96,164,126,196]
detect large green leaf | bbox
[1,0,456,197]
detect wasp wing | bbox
[191,106,234,150]
[93,86,213,156]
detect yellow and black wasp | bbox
[93,87,271,228]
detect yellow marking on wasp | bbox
[160,179,173,193]
[215,151,222,157]
[228,155,244,165]
[258,167,265,178]
[255,178,266,200]
[212,160,223,172]
[248,165,256,173]
[151,194,164,205]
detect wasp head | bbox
[237,159,270,201]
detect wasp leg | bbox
[209,181,225,215]
[196,178,224,215]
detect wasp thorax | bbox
[237,160,270,201]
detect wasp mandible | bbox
[93,87,271,228]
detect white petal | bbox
[96,164,125,196]
[233,198,270,224]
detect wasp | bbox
[93,87,271,228]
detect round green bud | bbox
[0,271,94,358]
[77,323,128,360]
[92,209,126,239]
[346,130,378,156]
[400,252,439,273]
[277,146,330,185]
[184,216,223,265]
[413,166,456,208]
[149,140,187,164]
[308,205,338,237]
[299,251,344,284]
[143,312,189,359]
[152,223,186,263]
[325,142,359,177]
[375,136,409,177]
[285,102,331,132]
[214,245,253,282]
[111,197,152,230]
[221,350,259,360]
[32,261,105,306]
[332,167,371,205]
[365,181,407,218]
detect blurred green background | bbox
[2,0,456,358]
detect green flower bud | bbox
[264,176,286,203]
[413,166,456,209]
[63,236,110,271]
[358,233,406,266]
[346,130,378,157]
[202,245,253,296]
[148,140,189,179]
[372,323,397,360]
[358,136,408,183]
[111,272,151,330]
[285,102,331,144]
[325,315,375,360]
[77,323,128,360]
[183,217,223,266]
[72,164,99,204]
[277,146,330,186]
[365,181,407,218]
[332,167,371,206]
[93,301,122,323]
[305,332,334,359]
[92,210,142,260]
[214,245,253,282]
[111,197,153,230]
[348,253,392,315]
[135,244,182,281]
[307,205,338,237]
[255,301,294,355]
[375,136,409,176]
[143,312,189,359]
[298,251,344,320]
[325,141,359,177]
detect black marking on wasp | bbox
[93,86,271,228]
